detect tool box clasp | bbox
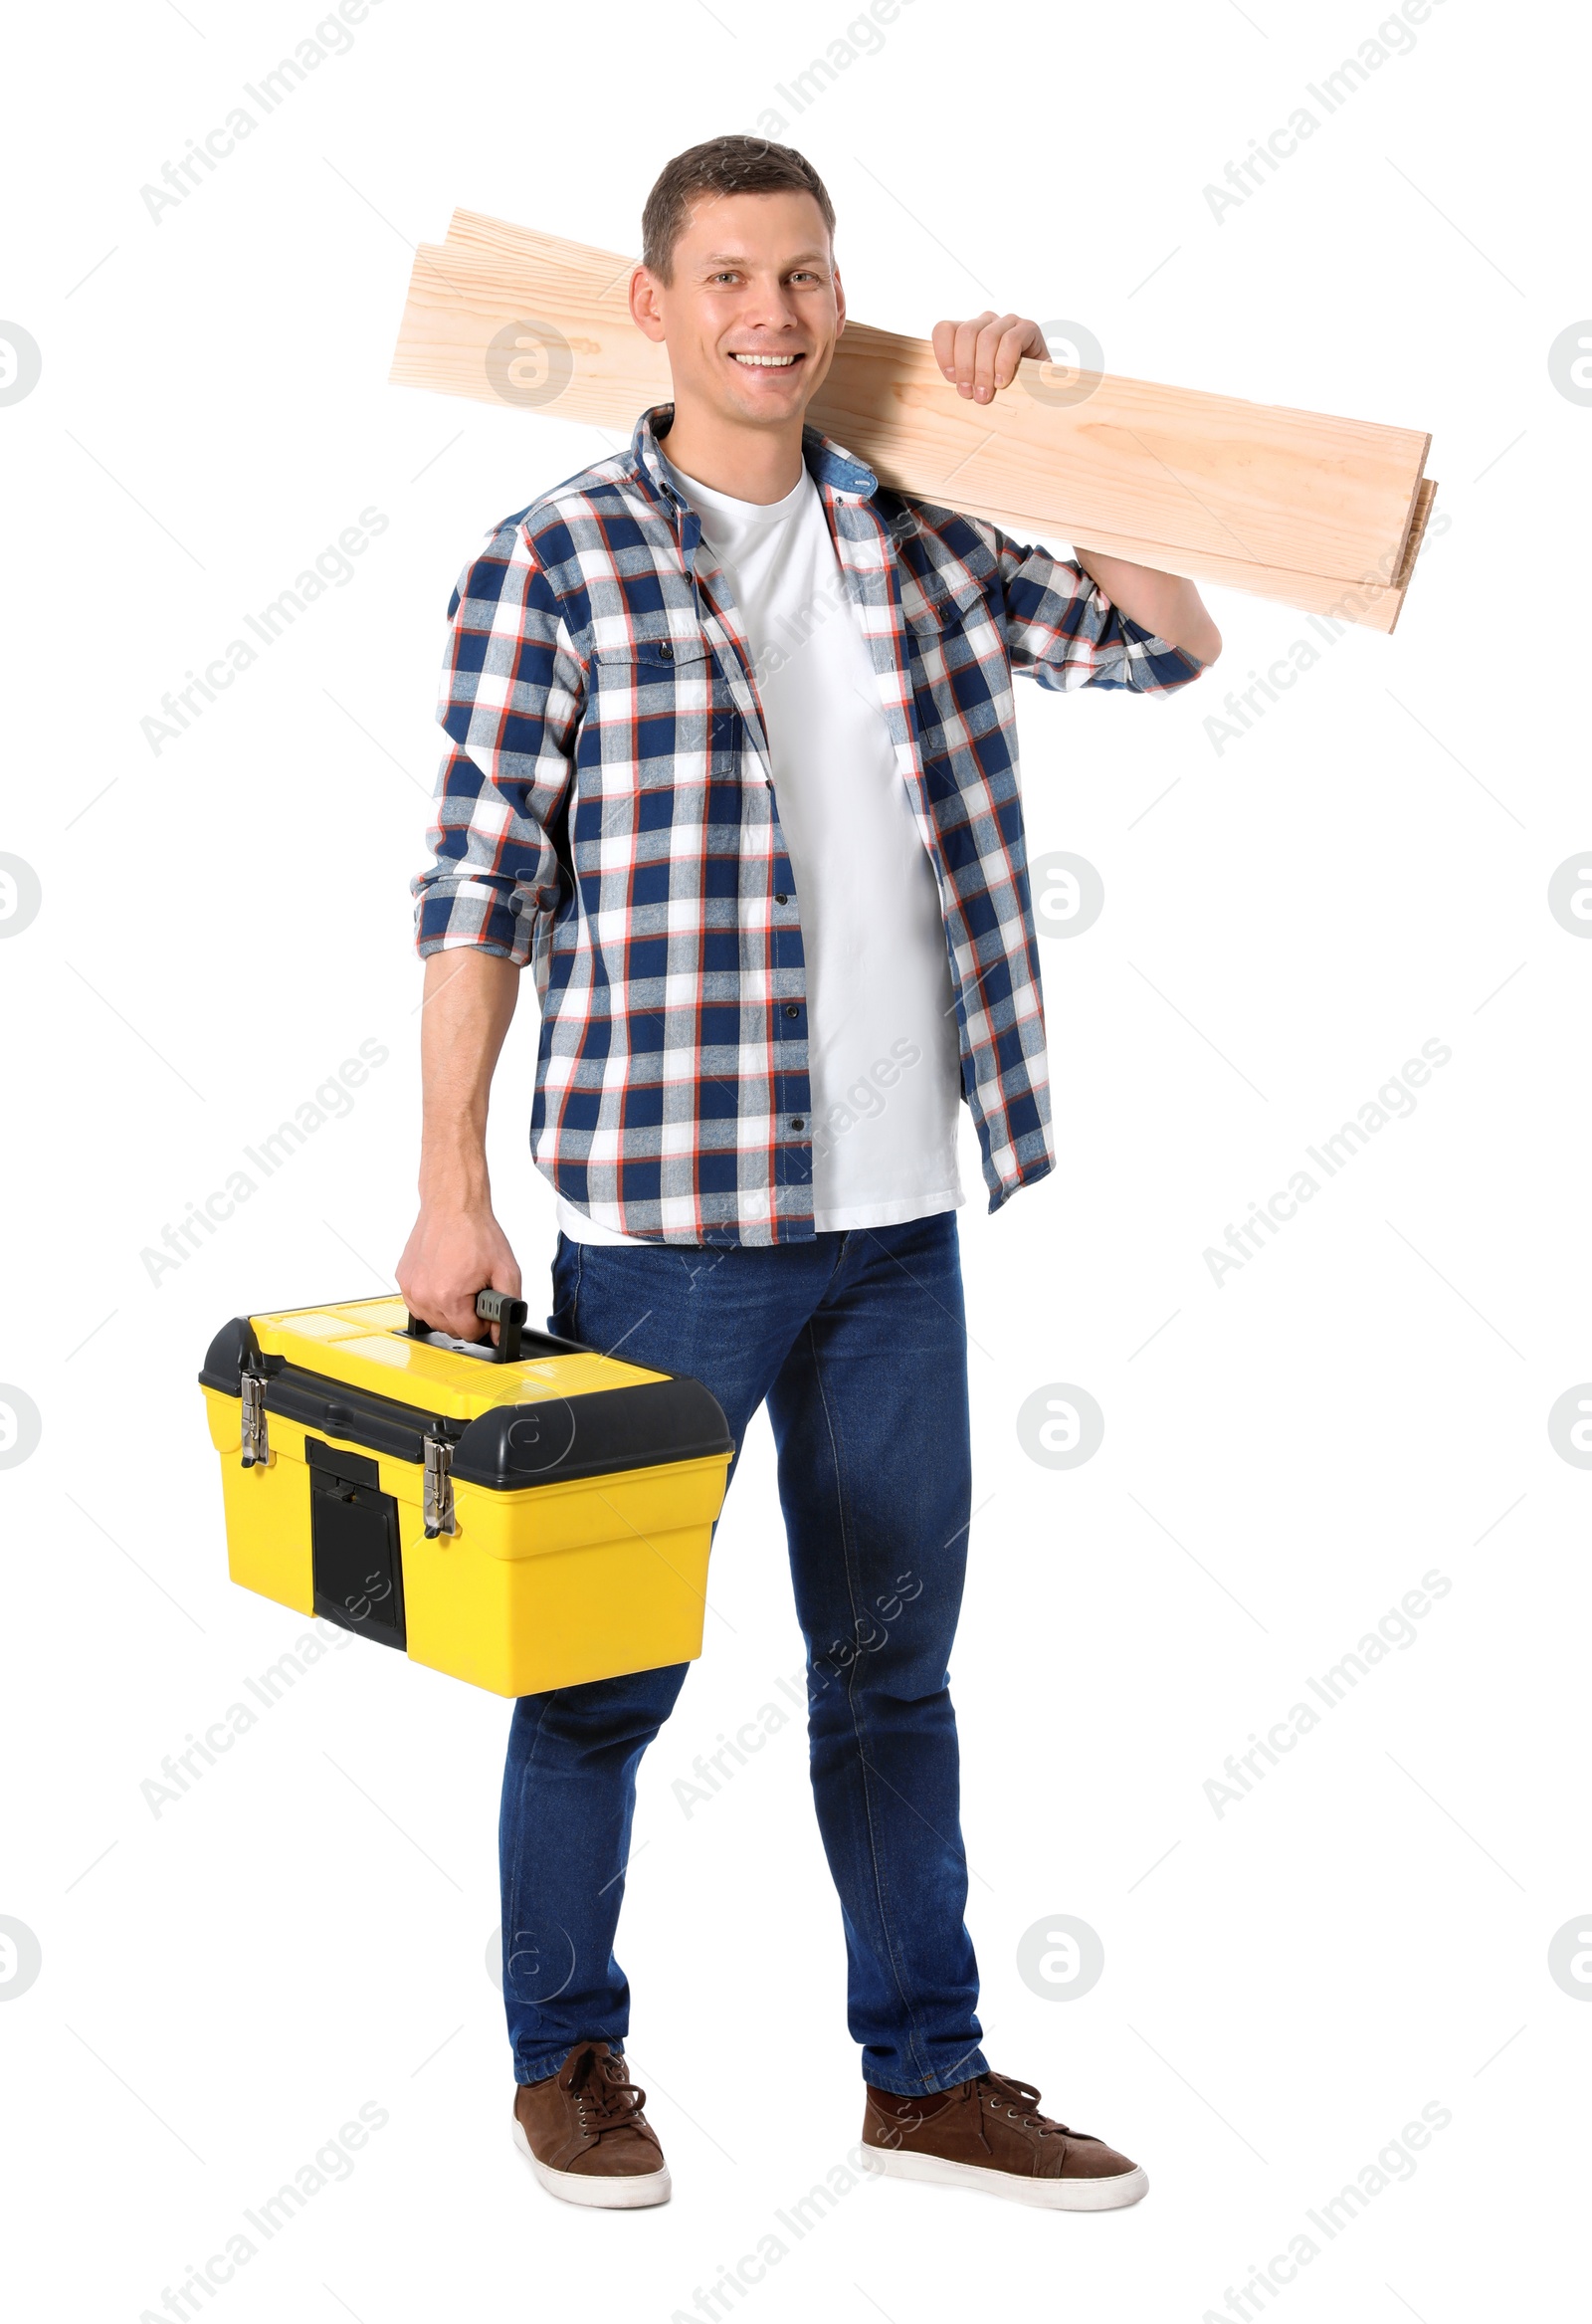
[240,1370,270,1468]
[423,1431,457,1539]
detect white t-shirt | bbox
[555,447,964,1246]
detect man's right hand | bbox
[396,1198,521,1345]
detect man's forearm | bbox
[1074,547,1223,666]
[416,947,520,1201]
[397,948,524,1341]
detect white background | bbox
[2,0,1589,2316]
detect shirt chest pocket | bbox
[899,568,1005,755]
[583,632,743,787]
[900,564,989,650]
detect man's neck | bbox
[658,399,807,506]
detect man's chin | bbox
[691,372,818,429]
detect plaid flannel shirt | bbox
[413,405,1204,1246]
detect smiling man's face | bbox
[631,187,845,437]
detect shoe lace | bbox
[564,2044,650,2137]
[969,2071,1071,2155]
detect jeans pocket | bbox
[549,1229,584,1341]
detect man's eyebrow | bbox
[696,249,831,267]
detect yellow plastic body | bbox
[203,1296,731,1697]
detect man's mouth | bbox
[728,351,804,369]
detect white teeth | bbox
[731,353,798,367]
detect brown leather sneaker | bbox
[511,2039,671,2209]
[860,2069,1148,2211]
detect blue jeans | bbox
[498,1211,988,2096]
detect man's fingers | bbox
[951,319,981,390]
[993,318,1039,390]
[951,313,995,395]
[410,1286,481,1342]
[973,313,1025,400]
[972,313,1015,398]
[929,314,1032,399]
[396,1226,522,1349]
[932,313,1047,400]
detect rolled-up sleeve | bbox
[977,522,1206,697]
[411,521,585,964]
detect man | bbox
[400,134,1220,2214]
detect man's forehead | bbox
[675,188,832,264]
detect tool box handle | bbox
[406,1288,528,1364]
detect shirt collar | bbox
[629,403,880,512]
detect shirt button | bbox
[792,1118,806,1132]
[775,893,789,906]
[658,640,674,659]
[784,1003,799,1018]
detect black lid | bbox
[451,1375,731,1491]
[198,1316,264,1395]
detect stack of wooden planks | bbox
[390,210,1437,634]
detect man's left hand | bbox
[927,308,1223,665]
[931,312,1048,403]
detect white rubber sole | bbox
[860,2145,1149,2212]
[511,2109,672,2209]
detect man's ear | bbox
[833,265,847,338]
[630,263,667,345]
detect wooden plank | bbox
[440,212,1441,618]
[390,213,1433,626]
[447,208,638,284]
[435,214,1438,633]
[427,217,1429,581]
[1391,475,1437,591]
[971,504,1417,631]
[1380,475,1438,636]
[392,239,672,426]
[983,474,1438,634]
[440,214,1432,587]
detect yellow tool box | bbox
[199,1292,733,1698]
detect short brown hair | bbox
[641,135,836,284]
